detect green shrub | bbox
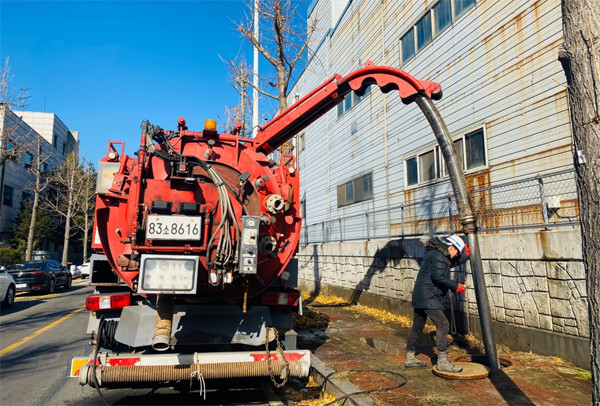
[0,247,24,266]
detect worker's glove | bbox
[456,283,466,294]
[464,244,472,256]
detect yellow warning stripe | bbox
[0,305,86,357]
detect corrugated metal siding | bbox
[294,0,573,240]
[308,0,336,57]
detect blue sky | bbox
[1,0,284,166]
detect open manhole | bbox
[432,355,513,380]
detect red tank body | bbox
[95,120,300,300]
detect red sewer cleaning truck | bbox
[70,62,442,394]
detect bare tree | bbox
[222,56,253,135]
[559,0,600,401]
[72,160,96,261]
[0,58,31,231]
[0,58,28,111]
[41,153,85,266]
[233,0,318,150]
[25,134,52,261]
[0,58,30,163]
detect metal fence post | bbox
[401,205,405,237]
[537,175,550,229]
[448,194,454,233]
[305,224,309,245]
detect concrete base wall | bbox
[297,228,591,369]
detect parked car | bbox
[8,260,72,294]
[79,261,90,279]
[69,264,82,279]
[0,266,16,308]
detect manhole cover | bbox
[432,361,490,380]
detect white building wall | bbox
[295,0,572,235]
[0,108,78,242]
[18,111,79,170]
[291,0,584,365]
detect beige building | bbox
[0,107,79,242]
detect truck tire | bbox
[2,284,15,308]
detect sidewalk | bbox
[299,298,592,405]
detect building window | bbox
[5,140,16,161]
[345,180,354,204]
[406,148,443,186]
[465,128,486,169]
[24,152,33,169]
[419,149,437,182]
[401,27,416,64]
[416,12,432,51]
[455,0,476,18]
[405,127,486,187]
[337,86,371,118]
[2,186,13,206]
[406,157,418,186]
[52,132,57,147]
[337,173,373,207]
[400,0,476,65]
[433,0,452,35]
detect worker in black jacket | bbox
[405,234,470,373]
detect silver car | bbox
[0,266,16,308]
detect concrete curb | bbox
[310,355,377,406]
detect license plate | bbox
[16,284,27,289]
[146,215,202,241]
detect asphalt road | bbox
[0,279,95,405]
[0,280,291,406]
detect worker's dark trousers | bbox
[406,308,449,353]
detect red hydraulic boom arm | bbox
[252,61,442,155]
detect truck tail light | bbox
[261,290,299,307]
[86,293,130,311]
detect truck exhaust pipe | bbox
[152,294,175,351]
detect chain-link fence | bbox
[301,169,579,244]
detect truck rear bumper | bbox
[70,349,311,386]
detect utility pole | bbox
[251,0,259,138]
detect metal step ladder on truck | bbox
[69,62,444,394]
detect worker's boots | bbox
[404,351,427,368]
[436,351,462,373]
